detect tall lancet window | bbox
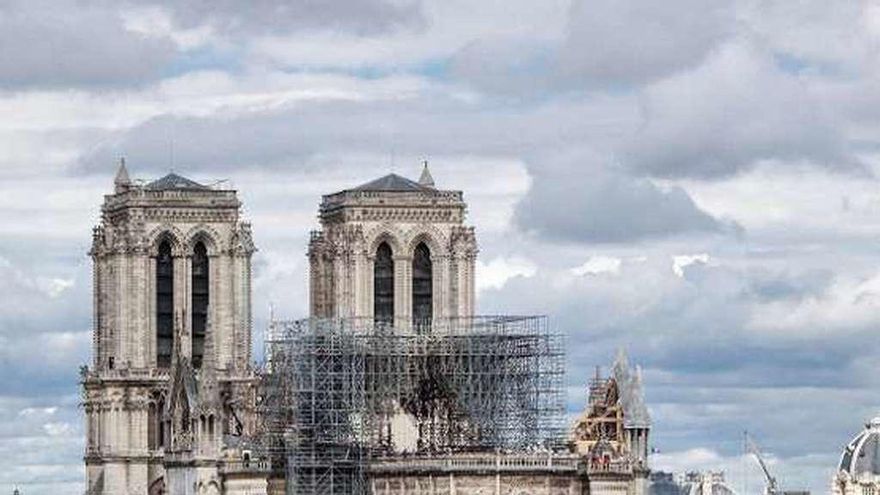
[412,242,433,328]
[374,242,394,325]
[191,242,209,369]
[156,241,174,368]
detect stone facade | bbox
[366,350,652,495]
[368,454,588,495]
[82,163,266,495]
[308,168,478,324]
[82,163,650,495]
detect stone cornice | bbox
[322,205,464,225]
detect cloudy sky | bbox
[5,0,880,492]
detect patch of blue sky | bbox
[774,53,812,74]
[161,46,245,78]
[272,57,452,81]
[774,52,847,78]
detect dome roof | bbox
[839,416,880,476]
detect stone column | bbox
[362,255,375,319]
[395,255,412,329]
[433,255,448,320]
[147,256,157,367]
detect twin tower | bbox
[82,163,477,494]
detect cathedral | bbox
[81,162,652,495]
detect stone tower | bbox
[308,164,478,326]
[82,162,263,494]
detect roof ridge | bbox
[352,172,426,192]
[146,172,209,191]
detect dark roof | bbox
[146,173,209,191]
[352,173,426,192]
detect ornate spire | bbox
[418,160,435,188]
[114,157,131,193]
[199,307,220,409]
[165,309,196,453]
[612,347,630,383]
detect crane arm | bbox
[745,432,778,493]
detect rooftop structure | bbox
[146,172,211,191]
[260,315,566,495]
[839,416,880,476]
[834,415,880,495]
[571,350,651,470]
[83,163,261,495]
[309,165,476,324]
[83,162,652,495]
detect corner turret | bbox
[113,158,131,193]
[418,160,435,188]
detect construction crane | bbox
[745,431,779,495]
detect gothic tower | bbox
[308,164,478,326]
[82,162,261,494]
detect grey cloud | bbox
[746,268,833,302]
[554,0,733,87]
[80,104,728,245]
[514,155,732,243]
[76,94,639,174]
[622,43,860,178]
[449,37,555,95]
[128,0,425,36]
[450,0,732,93]
[0,247,91,398]
[0,1,176,89]
[479,256,878,389]
[478,253,880,486]
[0,395,84,493]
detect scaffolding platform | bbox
[260,316,566,495]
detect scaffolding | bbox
[260,316,565,495]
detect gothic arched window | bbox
[156,241,174,368]
[191,241,209,369]
[412,242,432,327]
[374,242,394,325]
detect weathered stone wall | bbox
[309,186,478,322]
[84,176,260,495]
[370,472,584,495]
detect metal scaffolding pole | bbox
[260,316,565,495]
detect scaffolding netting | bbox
[260,316,565,495]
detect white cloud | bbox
[42,279,74,299]
[42,422,74,437]
[672,254,711,278]
[18,407,57,418]
[750,271,880,336]
[571,256,623,276]
[476,257,537,292]
[653,447,727,471]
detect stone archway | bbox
[148,476,165,495]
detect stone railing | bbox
[81,366,171,382]
[266,315,551,340]
[585,458,633,475]
[320,188,464,212]
[368,453,578,474]
[220,459,271,474]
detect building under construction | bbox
[79,164,656,495]
[255,168,655,495]
[261,316,565,494]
